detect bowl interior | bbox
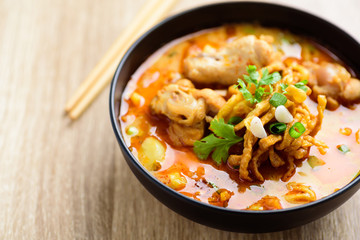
[110,2,360,232]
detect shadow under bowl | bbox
[110,2,360,233]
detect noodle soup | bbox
[119,24,360,210]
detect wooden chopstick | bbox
[66,0,178,120]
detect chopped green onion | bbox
[270,92,287,107]
[228,116,243,125]
[308,156,325,168]
[337,144,350,153]
[289,122,306,139]
[126,126,139,136]
[269,122,287,134]
[208,182,218,189]
[281,37,290,44]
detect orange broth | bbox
[120,24,360,209]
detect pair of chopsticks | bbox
[65,0,179,120]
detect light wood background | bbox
[1,0,359,239]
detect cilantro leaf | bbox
[244,65,259,86]
[193,118,243,165]
[254,87,265,103]
[259,69,281,86]
[193,134,221,160]
[294,80,308,92]
[268,84,273,94]
[236,65,281,104]
[237,79,255,104]
[280,83,288,93]
[228,116,243,125]
[210,118,236,139]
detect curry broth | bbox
[120,24,360,209]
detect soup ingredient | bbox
[184,35,275,85]
[289,122,306,139]
[126,126,139,136]
[284,182,316,204]
[307,156,326,168]
[270,92,287,107]
[249,116,267,138]
[280,83,289,93]
[130,92,144,107]
[150,81,206,126]
[337,144,350,153]
[138,137,166,171]
[269,122,287,134]
[236,65,281,104]
[223,65,327,182]
[356,129,360,144]
[227,116,243,125]
[344,78,360,102]
[208,189,234,207]
[285,85,307,103]
[150,79,226,146]
[275,105,293,123]
[193,118,243,164]
[192,88,227,116]
[156,171,187,190]
[339,127,352,136]
[306,62,360,109]
[247,196,282,210]
[294,80,309,92]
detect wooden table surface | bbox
[1,0,359,239]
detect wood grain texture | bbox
[0,0,359,239]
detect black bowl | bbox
[110,2,360,233]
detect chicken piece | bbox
[305,62,360,109]
[150,83,206,126]
[150,79,225,146]
[176,78,195,89]
[343,78,360,102]
[168,121,205,146]
[191,88,226,116]
[184,35,275,85]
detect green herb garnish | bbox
[280,83,288,93]
[270,92,287,107]
[294,80,308,92]
[337,144,350,153]
[193,118,243,165]
[289,122,306,139]
[208,182,218,189]
[228,116,243,125]
[236,65,281,104]
[269,122,287,134]
[308,156,325,168]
